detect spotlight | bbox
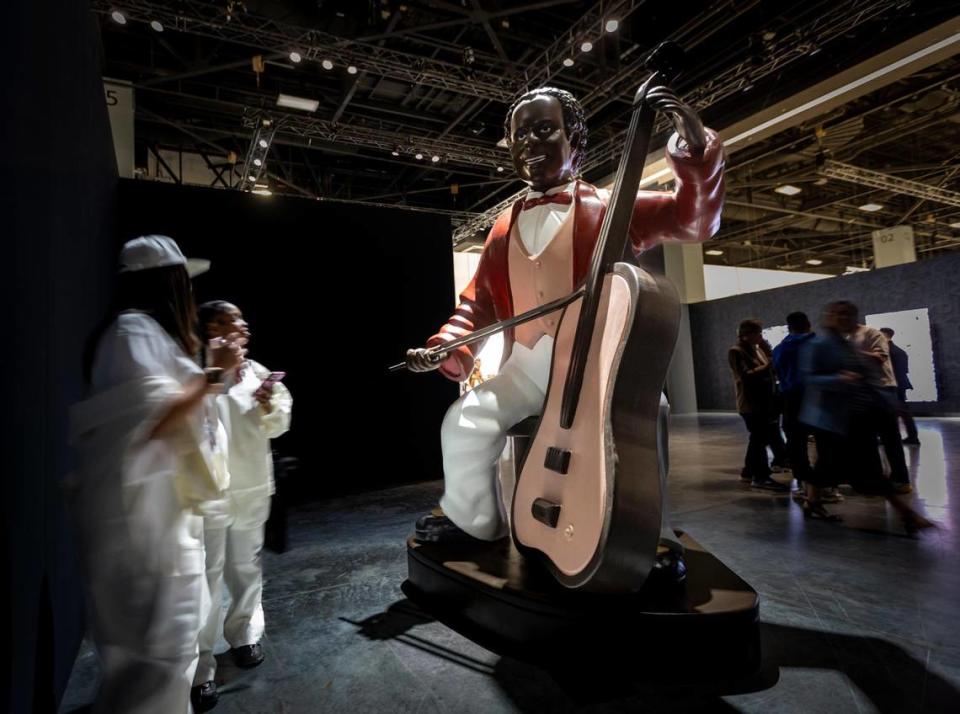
[289,51,302,63]
[705,249,724,256]
[415,152,423,160]
[431,155,441,163]
[111,10,127,25]
[391,148,400,157]
[253,158,263,167]
[248,175,257,182]
[347,65,358,75]
[581,41,593,53]
[496,166,504,173]
[605,19,619,33]
[562,58,574,68]
[259,139,268,148]
[858,203,884,212]
[149,19,164,32]
[805,258,823,266]
[321,59,334,70]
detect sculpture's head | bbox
[504,86,586,192]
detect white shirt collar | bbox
[525,180,576,200]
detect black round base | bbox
[404,530,760,681]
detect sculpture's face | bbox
[509,94,578,192]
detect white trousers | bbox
[195,496,269,684]
[78,513,205,714]
[440,336,679,549]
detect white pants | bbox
[195,496,269,684]
[77,513,205,714]
[440,336,679,549]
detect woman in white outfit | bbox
[69,236,243,713]
[192,300,292,712]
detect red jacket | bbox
[428,130,726,381]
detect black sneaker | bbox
[230,643,265,669]
[751,478,790,492]
[191,681,218,712]
[414,513,481,544]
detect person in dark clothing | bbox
[729,319,789,491]
[880,327,920,445]
[799,301,933,533]
[772,312,815,490]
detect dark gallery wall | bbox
[689,254,960,415]
[1,2,118,712]
[116,180,460,500]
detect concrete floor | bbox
[61,414,960,713]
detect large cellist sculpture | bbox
[399,43,725,592]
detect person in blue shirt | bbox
[772,312,815,489]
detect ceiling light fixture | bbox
[605,19,619,33]
[431,155,441,163]
[149,19,164,32]
[415,152,423,160]
[581,41,593,53]
[258,139,269,148]
[705,249,724,256]
[562,57,574,68]
[111,10,127,24]
[805,258,824,266]
[496,166,504,173]
[774,184,802,196]
[858,203,884,212]
[289,51,302,63]
[276,93,319,112]
[321,59,334,70]
[253,158,263,167]
[347,65,358,75]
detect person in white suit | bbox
[191,300,292,712]
[70,236,243,713]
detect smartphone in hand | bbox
[258,371,286,392]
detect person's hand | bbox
[254,384,274,413]
[839,370,862,383]
[646,86,707,157]
[209,332,246,372]
[406,347,444,373]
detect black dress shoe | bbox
[230,643,265,669]
[414,514,481,544]
[191,681,218,712]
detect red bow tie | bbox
[522,192,573,211]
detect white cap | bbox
[118,234,210,277]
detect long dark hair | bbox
[83,264,200,381]
[196,299,235,365]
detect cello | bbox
[510,43,684,592]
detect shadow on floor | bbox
[347,599,960,713]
